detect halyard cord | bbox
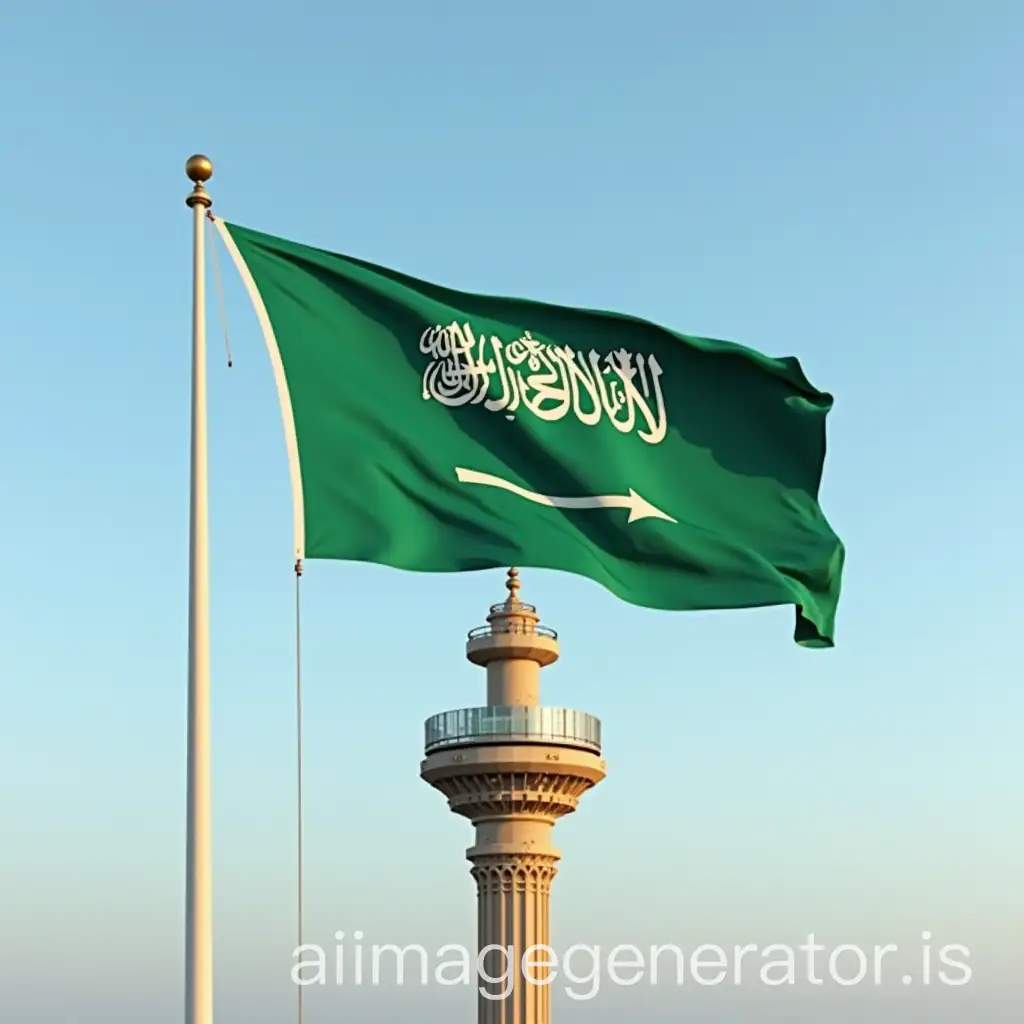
[206,214,306,560]
[205,212,234,368]
[295,558,305,1024]
[207,211,307,1024]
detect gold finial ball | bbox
[185,154,213,183]
[506,567,520,594]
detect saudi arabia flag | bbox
[214,219,844,647]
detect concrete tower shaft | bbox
[421,569,605,1024]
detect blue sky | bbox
[1,1,1021,1021]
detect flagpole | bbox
[184,153,214,1024]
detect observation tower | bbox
[421,569,606,1024]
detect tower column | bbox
[472,852,558,1024]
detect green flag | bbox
[217,219,844,647]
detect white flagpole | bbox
[184,154,214,1024]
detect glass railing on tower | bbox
[424,706,601,755]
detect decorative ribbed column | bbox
[472,853,558,1024]
[421,569,606,1024]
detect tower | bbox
[421,569,606,1024]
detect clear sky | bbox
[1,1,1021,1022]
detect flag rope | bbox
[207,214,306,561]
[294,558,305,1024]
[205,213,234,368]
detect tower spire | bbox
[504,566,521,605]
